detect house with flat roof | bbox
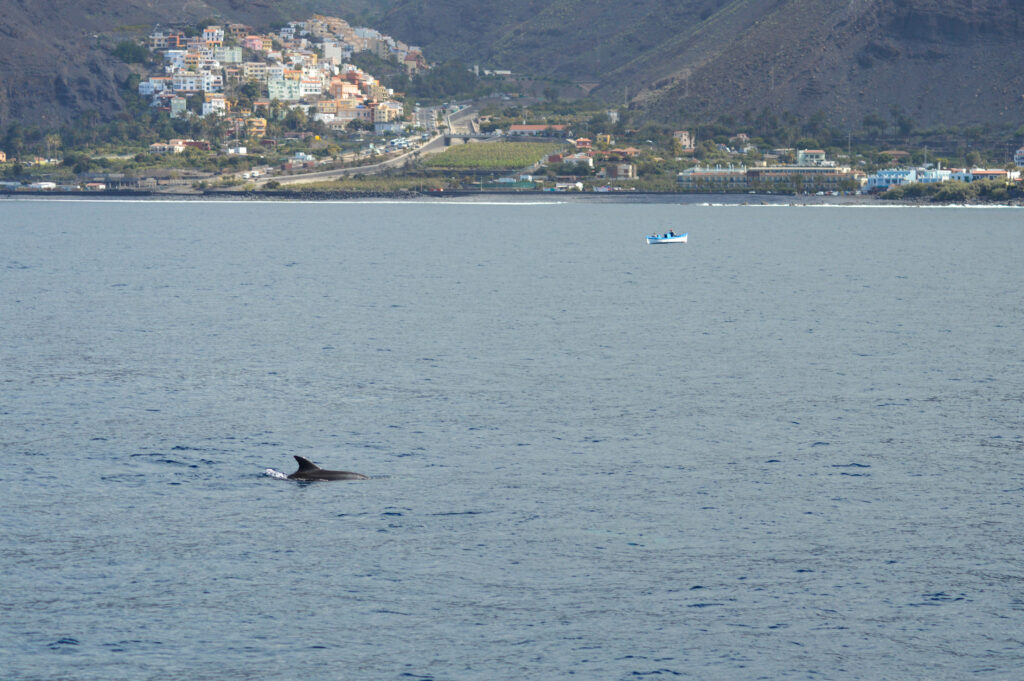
[796,149,828,166]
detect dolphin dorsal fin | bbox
[294,456,320,471]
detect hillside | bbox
[2,0,1023,130]
[0,0,389,126]
[377,0,734,84]
[618,0,1024,129]
[379,0,1024,129]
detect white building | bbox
[169,96,188,118]
[917,168,952,183]
[865,168,916,190]
[139,77,171,97]
[164,50,186,70]
[299,78,324,98]
[268,78,302,101]
[202,94,228,117]
[214,46,243,64]
[797,149,832,167]
[321,41,348,65]
[200,73,224,92]
[172,73,202,92]
[951,168,1020,183]
[202,26,225,44]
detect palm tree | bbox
[45,134,62,159]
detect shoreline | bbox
[2,187,1022,207]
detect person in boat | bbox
[668,230,675,237]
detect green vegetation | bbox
[421,141,565,169]
[111,40,152,64]
[881,179,1022,204]
[350,53,513,103]
[676,107,1020,170]
[479,99,624,139]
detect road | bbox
[251,104,482,187]
[252,135,446,186]
[445,103,480,134]
[414,104,439,132]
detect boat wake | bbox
[263,468,289,480]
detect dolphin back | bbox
[293,455,321,472]
[288,456,368,481]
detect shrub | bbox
[932,181,975,203]
[112,41,151,64]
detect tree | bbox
[282,107,308,131]
[891,106,914,140]
[240,82,262,101]
[346,119,373,132]
[405,60,485,101]
[803,110,827,138]
[185,94,204,116]
[112,41,151,64]
[3,123,26,158]
[933,181,975,202]
[862,113,887,138]
[44,133,61,158]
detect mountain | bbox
[377,0,734,85]
[378,0,1024,129]
[2,0,1023,131]
[0,0,386,127]
[617,0,1024,130]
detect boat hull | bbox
[646,233,688,244]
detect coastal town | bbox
[674,139,1023,195]
[2,13,1024,201]
[138,15,422,136]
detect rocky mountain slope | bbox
[379,0,1024,128]
[618,0,1024,129]
[2,0,1022,130]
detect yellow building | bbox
[245,117,267,138]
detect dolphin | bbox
[287,456,369,481]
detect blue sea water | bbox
[1,198,1022,681]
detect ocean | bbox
[2,198,1022,680]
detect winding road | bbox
[253,104,481,187]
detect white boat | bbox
[646,231,688,244]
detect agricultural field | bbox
[422,141,566,169]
